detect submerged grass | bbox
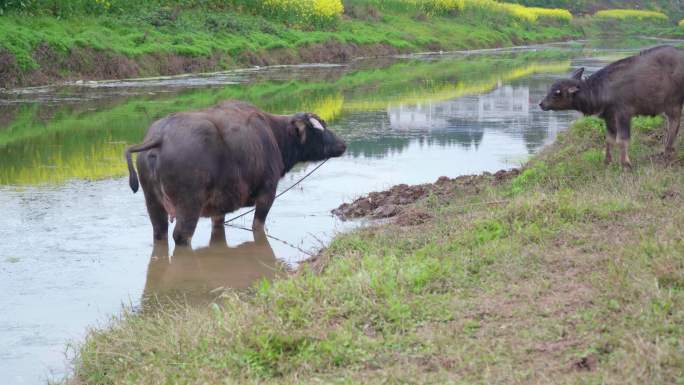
[72,112,684,383]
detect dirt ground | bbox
[332,168,520,224]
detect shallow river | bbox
[0,38,679,384]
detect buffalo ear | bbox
[293,115,307,144]
[571,67,585,80]
[309,116,325,131]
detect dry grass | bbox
[71,115,684,384]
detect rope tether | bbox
[224,158,330,225]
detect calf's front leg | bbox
[664,107,681,155]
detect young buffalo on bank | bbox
[125,100,347,245]
[540,45,684,168]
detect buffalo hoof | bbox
[604,156,612,166]
[664,148,676,159]
[173,236,191,246]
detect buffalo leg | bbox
[664,107,682,155]
[210,216,227,245]
[141,187,168,241]
[173,208,200,246]
[252,189,276,232]
[604,116,618,165]
[212,215,225,229]
[616,114,632,169]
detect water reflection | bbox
[389,84,530,130]
[0,50,574,185]
[143,229,282,309]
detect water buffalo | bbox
[540,45,684,168]
[125,100,346,245]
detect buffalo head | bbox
[291,112,346,161]
[539,67,584,111]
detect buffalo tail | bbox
[125,137,162,193]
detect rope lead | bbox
[224,158,330,225]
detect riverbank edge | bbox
[71,113,684,384]
[0,9,582,89]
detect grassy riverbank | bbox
[72,113,684,383]
[580,9,684,38]
[0,1,580,88]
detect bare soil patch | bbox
[332,168,520,222]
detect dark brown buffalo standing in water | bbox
[539,45,684,168]
[125,100,347,245]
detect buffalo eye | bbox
[554,89,562,96]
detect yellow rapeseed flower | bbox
[594,9,668,22]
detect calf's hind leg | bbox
[664,106,682,155]
[604,117,618,165]
[616,114,632,169]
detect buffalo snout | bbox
[328,139,347,158]
[320,129,347,158]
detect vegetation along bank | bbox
[2,1,684,89]
[0,0,600,88]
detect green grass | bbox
[504,0,684,20]
[71,112,684,383]
[579,8,682,38]
[0,1,581,86]
[593,9,669,22]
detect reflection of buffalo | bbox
[142,227,282,309]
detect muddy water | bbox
[0,39,676,384]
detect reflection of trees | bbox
[346,136,412,158]
[0,49,576,185]
[344,124,486,159]
[430,122,485,150]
